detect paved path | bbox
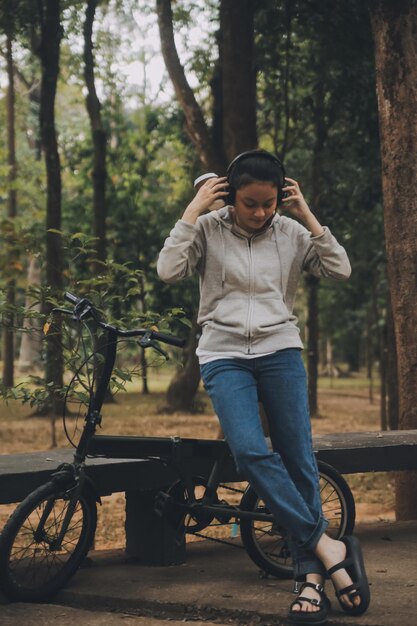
[1,521,416,626]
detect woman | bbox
[157,150,370,624]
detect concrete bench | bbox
[1,430,417,565]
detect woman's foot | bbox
[315,534,370,614]
[288,574,330,624]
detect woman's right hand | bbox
[182,177,229,224]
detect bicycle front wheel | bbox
[0,480,97,602]
[239,461,355,579]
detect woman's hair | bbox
[226,150,286,204]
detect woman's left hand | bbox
[281,177,311,220]
[281,178,324,237]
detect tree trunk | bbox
[366,306,374,405]
[386,291,399,430]
[379,320,388,431]
[165,316,201,412]
[139,274,149,395]
[157,0,257,412]
[370,280,388,430]
[37,0,64,417]
[15,58,43,371]
[18,256,42,371]
[3,33,17,388]
[156,0,219,171]
[306,66,327,417]
[84,0,107,268]
[220,0,257,160]
[370,0,417,519]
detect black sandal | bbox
[327,535,370,616]
[288,581,330,625]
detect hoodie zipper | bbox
[246,237,255,354]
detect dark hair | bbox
[226,150,286,204]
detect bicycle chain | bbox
[218,482,246,494]
[190,529,246,549]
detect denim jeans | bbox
[200,348,328,580]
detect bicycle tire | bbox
[239,460,355,579]
[0,480,97,602]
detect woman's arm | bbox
[282,177,351,280]
[157,177,228,283]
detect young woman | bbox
[157,150,370,624]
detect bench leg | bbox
[125,489,186,565]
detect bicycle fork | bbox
[35,467,87,551]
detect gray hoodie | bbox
[157,207,351,356]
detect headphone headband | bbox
[226,149,284,177]
[226,149,286,203]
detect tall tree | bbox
[369,0,417,519]
[305,57,327,417]
[84,0,107,268]
[219,0,257,160]
[156,0,257,411]
[156,0,219,171]
[35,0,64,415]
[2,32,17,387]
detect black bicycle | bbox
[0,293,355,602]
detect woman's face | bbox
[233,181,278,233]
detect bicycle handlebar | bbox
[61,291,186,348]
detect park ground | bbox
[0,367,395,547]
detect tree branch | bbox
[156,0,219,171]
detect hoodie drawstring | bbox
[273,222,286,301]
[219,223,226,288]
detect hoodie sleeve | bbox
[301,226,351,280]
[157,219,204,284]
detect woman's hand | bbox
[182,177,229,224]
[281,177,311,219]
[281,177,324,237]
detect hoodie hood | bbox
[213,205,279,233]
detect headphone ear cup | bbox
[278,174,287,203]
[226,176,235,205]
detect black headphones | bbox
[226,149,287,204]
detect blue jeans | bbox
[200,349,328,580]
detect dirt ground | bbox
[0,603,224,626]
[0,376,396,550]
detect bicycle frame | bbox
[35,294,185,550]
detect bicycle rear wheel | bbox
[239,461,355,578]
[0,480,97,602]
